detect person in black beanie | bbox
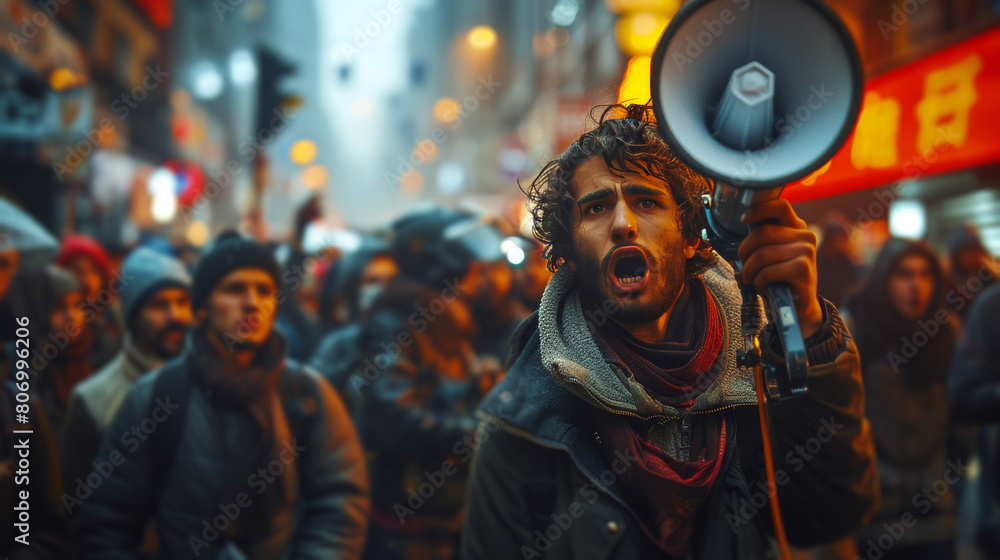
[76,231,369,560]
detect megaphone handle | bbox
[762,282,809,396]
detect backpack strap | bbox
[278,360,320,473]
[149,358,193,497]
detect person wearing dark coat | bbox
[7,265,97,440]
[945,224,999,321]
[948,282,1000,556]
[842,238,964,560]
[0,235,66,560]
[76,231,369,559]
[461,106,878,560]
[61,248,193,522]
[310,241,398,396]
[356,276,495,560]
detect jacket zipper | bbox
[563,373,756,419]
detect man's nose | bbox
[243,289,262,309]
[610,201,637,243]
[171,303,193,323]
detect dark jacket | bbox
[356,278,489,539]
[948,283,1000,553]
[310,323,363,397]
[75,335,370,560]
[1,382,66,560]
[60,335,162,505]
[462,261,878,560]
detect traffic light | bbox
[255,46,301,133]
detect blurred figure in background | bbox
[948,283,1000,557]
[61,248,193,515]
[842,239,963,560]
[273,196,325,362]
[9,265,95,439]
[357,277,489,560]
[311,240,398,397]
[816,223,860,308]
[55,234,122,369]
[0,215,66,560]
[77,231,368,559]
[946,224,998,321]
[353,208,505,560]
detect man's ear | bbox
[683,236,700,260]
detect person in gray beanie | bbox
[61,247,194,516]
[76,231,369,560]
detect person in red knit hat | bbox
[55,234,122,370]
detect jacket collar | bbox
[530,260,760,422]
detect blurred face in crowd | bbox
[200,268,277,348]
[50,291,86,342]
[358,255,398,312]
[887,253,936,321]
[134,287,194,360]
[0,248,19,301]
[466,260,513,315]
[67,255,105,301]
[570,157,697,334]
[954,247,988,277]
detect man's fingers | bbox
[748,256,814,295]
[741,242,815,285]
[737,225,817,265]
[741,199,806,230]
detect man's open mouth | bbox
[608,246,649,293]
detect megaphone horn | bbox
[651,0,863,190]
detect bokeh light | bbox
[301,165,329,190]
[467,25,498,50]
[290,140,319,165]
[433,97,461,125]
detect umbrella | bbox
[0,197,58,267]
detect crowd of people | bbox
[0,104,998,560]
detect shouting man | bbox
[461,106,878,559]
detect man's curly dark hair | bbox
[523,103,717,276]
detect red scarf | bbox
[590,279,727,557]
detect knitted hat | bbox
[55,234,111,283]
[191,231,282,309]
[119,247,192,323]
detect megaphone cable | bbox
[753,358,792,559]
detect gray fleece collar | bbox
[537,259,761,418]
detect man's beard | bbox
[576,245,686,328]
[148,323,190,360]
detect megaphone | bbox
[650,0,863,399]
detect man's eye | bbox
[586,204,605,214]
[638,199,655,209]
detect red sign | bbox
[784,26,1000,203]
